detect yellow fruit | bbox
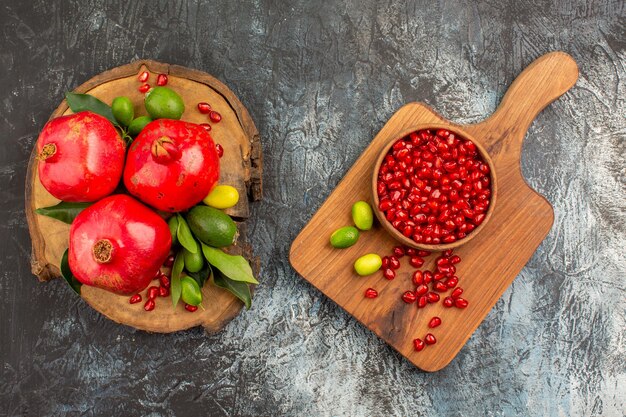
[203,185,239,209]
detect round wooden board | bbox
[25,60,262,333]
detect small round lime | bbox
[144,86,185,120]
[111,96,134,127]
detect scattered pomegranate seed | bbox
[443,296,454,307]
[138,83,150,93]
[200,123,212,132]
[446,276,459,288]
[415,284,429,296]
[409,256,424,268]
[381,256,390,269]
[417,250,431,257]
[455,298,469,308]
[138,71,149,82]
[209,110,222,123]
[364,288,378,298]
[144,299,155,311]
[402,291,417,304]
[156,73,168,86]
[433,281,448,292]
[215,143,224,158]
[424,333,437,345]
[424,271,433,284]
[164,255,175,267]
[451,287,464,299]
[389,256,401,270]
[412,270,424,285]
[154,269,162,279]
[383,268,395,280]
[185,304,198,312]
[417,296,427,308]
[443,249,453,257]
[147,286,159,300]
[159,275,170,288]
[405,248,417,256]
[413,338,426,351]
[197,102,211,114]
[129,294,142,304]
[428,317,442,328]
[392,246,405,258]
[450,255,461,264]
[159,286,169,297]
[426,292,440,303]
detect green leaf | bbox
[187,263,212,288]
[176,214,197,254]
[213,269,252,309]
[171,250,185,307]
[35,202,91,224]
[201,244,259,285]
[60,249,81,295]
[65,92,118,126]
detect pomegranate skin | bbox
[36,111,126,202]
[69,195,171,294]
[123,119,220,212]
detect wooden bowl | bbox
[371,124,497,251]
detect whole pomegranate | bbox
[69,194,171,294]
[36,111,126,202]
[123,119,220,212]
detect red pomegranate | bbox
[69,194,171,294]
[36,111,126,202]
[123,119,220,212]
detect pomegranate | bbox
[123,120,220,212]
[36,111,125,202]
[68,195,171,294]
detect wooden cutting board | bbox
[290,52,578,371]
[25,60,262,333]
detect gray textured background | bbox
[1,0,625,416]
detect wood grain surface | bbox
[24,60,262,332]
[290,52,578,371]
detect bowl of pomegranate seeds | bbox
[372,126,496,250]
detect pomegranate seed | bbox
[381,256,390,269]
[413,338,426,351]
[417,250,431,257]
[209,110,222,123]
[443,296,454,307]
[383,268,395,280]
[433,272,446,281]
[406,248,417,256]
[154,269,162,279]
[434,281,448,292]
[451,287,464,299]
[158,286,169,297]
[428,317,442,328]
[144,299,155,311]
[185,304,198,312]
[415,284,429,296]
[164,255,175,267]
[364,288,378,298]
[215,143,224,158]
[147,286,159,300]
[446,277,458,288]
[138,83,150,93]
[412,270,424,285]
[200,123,212,132]
[129,294,142,304]
[159,275,170,288]
[156,73,168,86]
[392,246,405,257]
[455,298,469,308]
[138,71,149,82]
[389,256,401,270]
[409,256,424,268]
[417,296,427,308]
[426,292,440,303]
[197,102,211,113]
[402,291,417,304]
[443,249,453,257]
[424,271,433,284]
[424,333,437,345]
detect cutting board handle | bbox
[472,51,578,150]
